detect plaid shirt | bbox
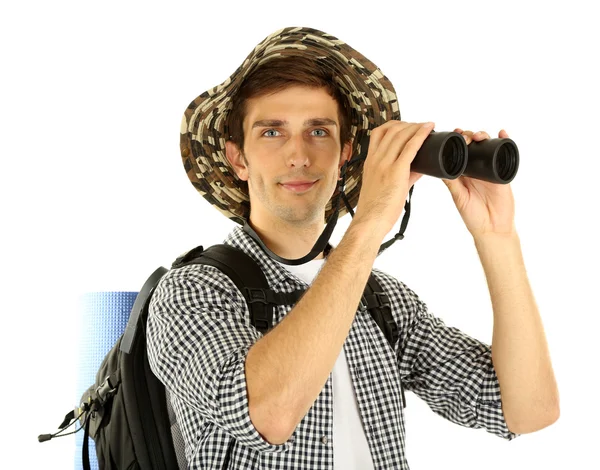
[147,225,519,469]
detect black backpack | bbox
[39,243,403,470]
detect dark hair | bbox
[226,55,353,155]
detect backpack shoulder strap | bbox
[172,244,304,335]
[120,266,168,354]
[362,273,399,348]
[363,273,406,408]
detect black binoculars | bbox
[413,130,519,184]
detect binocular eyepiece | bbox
[412,130,519,184]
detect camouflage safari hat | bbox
[180,26,400,225]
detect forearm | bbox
[246,220,382,444]
[474,231,559,434]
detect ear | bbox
[225,140,249,181]
[338,139,353,175]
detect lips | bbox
[280,180,318,193]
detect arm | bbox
[393,275,520,440]
[474,231,560,434]
[146,265,295,455]
[246,220,382,444]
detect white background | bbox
[2,0,599,468]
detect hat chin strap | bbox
[242,156,414,265]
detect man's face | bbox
[227,86,351,227]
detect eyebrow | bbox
[251,118,338,129]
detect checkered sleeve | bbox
[146,264,295,454]
[393,278,520,441]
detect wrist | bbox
[473,230,520,247]
[345,219,385,256]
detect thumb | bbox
[442,177,461,198]
[408,172,424,188]
[442,177,457,187]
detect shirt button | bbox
[321,436,328,445]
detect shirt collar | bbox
[222,225,331,289]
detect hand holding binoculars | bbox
[413,130,519,184]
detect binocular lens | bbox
[442,135,467,178]
[496,141,519,182]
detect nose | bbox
[284,133,311,168]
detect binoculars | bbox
[412,130,519,184]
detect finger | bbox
[499,129,509,138]
[461,130,474,145]
[366,120,412,158]
[376,122,428,166]
[397,123,435,164]
[472,131,490,141]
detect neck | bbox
[246,214,328,261]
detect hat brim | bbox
[180,26,400,225]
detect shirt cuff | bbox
[478,363,521,441]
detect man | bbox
[147,27,559,469]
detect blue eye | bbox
[312,129,328,137]
[263,129,280,137]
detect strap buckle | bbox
[245,288,269,304]
[254,318,270,331]
[362,292,391,310]
[96,376,118,405]
[374,292,390,309]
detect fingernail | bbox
[423,122,434,128]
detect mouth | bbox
[279,180,318,193]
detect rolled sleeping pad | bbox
[74,292,138,470]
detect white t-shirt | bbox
[274,258,375,470]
